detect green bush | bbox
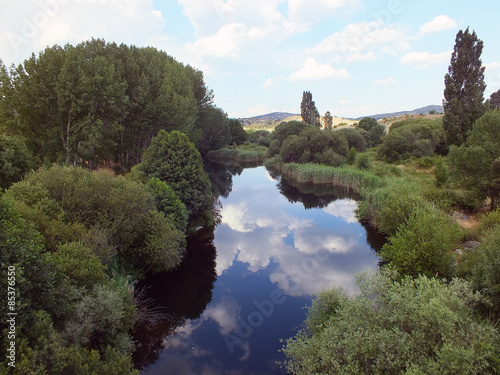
[356,178,428,236]
[459,226,500,321]
[380,206,463,279]
[283,271,500,375]
[0,135,34,190]
[356,153,372,170]
[379,118,446,162]
[6,165,185,272]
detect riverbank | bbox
[207,145,268,163]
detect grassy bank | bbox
[207,145,268,163]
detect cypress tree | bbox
[443,28,486,146]
[300,91,320,127]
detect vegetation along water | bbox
[1,26,500,374]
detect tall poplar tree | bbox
[300,91,320,127]
[443,28,486,146]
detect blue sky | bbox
[1,0,499,118]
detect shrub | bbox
[356,178,428,236]
[458,226,500,321]
[380,206,463,279]
[356,153,372,170]
[283,271,500,375]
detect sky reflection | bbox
[141,165,380,375]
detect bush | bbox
[458,226,500,321]
[356,153,372,170]
[283,271,500,375]
[380,206,463,279]
[6,165,185,272]
[434,157,449,187]
[356,178,428,236]
[0,135,34,190]
[379,118,446,162]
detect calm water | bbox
[134,164,381,374]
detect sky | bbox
[1,0,499,119]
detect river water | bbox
[134,163,382,374]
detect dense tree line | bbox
[0,39,242,174]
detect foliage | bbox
[5,165,185,272]
[0,135,34,190]
[357,117,385,146]
[0,197,139,373]
[324,111,333,130]
[0,40,220,171]
[279,126,348,165]
[380,206,463,279]
[458,226,500,321]
[280,163,381,192]
[356,153,372,170]
[228,119,247,145]
[207,146,267,163]
[300,91,320,126]
[337,128,367,152]
[443,28,486,146]
[434,156,449,187]
[137,130,213,217]
[449,109,500,210]
[283,271,500,375]
[356,178,429,236]
[379,118,447,162]
[195,105,231,155]
[145,177,188,231]
[346,147,357,164]
[487,88,500,109]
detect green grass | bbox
[207,146,268,163]
[280,163,382,193]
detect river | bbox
[133,163,382,374]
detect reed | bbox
[207,147,267,162]
[280,163,382,193]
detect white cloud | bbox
[323,199,359,223]
[262,76,286,90]
[0,0,165,65]
[400,50,452,69]
[290,58,350,81]
[288,0,363,29]
[419,15,457,35]
[310,21,410,63]
[374,76,397,86]
[185,23,243,58]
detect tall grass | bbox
[280,163,382,193]
[207,147,267,162]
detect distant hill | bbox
[356,105,444,120]
[239,112,298,127]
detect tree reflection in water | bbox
[132,227,217,370]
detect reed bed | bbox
[280,163,382,193]
[207,147,267,162]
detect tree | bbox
[449,110,500,210]
[357,117,385,146]
[283,271,500,375]
[443,28,486,146]
[487,89,500,109]
[137,130,213,216]
[300,91,320,126]
[228,119,247,145]
[0,135,34,189]
[324,111,333,130]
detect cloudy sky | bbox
[1,0,499,118]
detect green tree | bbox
[228,119,247,145]
[443,28,486,146]
[283,271,500,375]
[300,91,320,126]
[487,89,500,109]
[434,156,449,187]
[0,135,34,189]
[137,130,213,216]
[357,117,385,146]
[324,111,333,130]
[145,177,188,231]
[449,110,500,210]
[196,105,231,155]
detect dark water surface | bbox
[135,165,381,374]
